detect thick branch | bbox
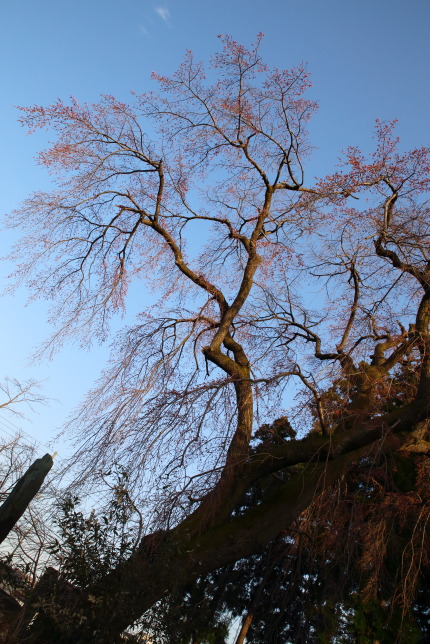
[20,423,412,643]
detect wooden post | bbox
[0,454,53,544]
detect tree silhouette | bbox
[4,35,430,641]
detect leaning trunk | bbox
[16,429,407,642]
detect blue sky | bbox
[1,0,429,457]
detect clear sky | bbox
[1,0,429,459]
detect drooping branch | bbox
[7,38,430,642]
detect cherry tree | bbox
[5,35,430,641]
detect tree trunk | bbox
[0,454,53,544]
[15,430,406,642]
[234,612,254,644]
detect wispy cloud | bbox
[137,5,171,37]
[155,6,170,23]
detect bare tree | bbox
[5,36,430,641]
[0,379,43,417]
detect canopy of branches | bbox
[2,35,430,642]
